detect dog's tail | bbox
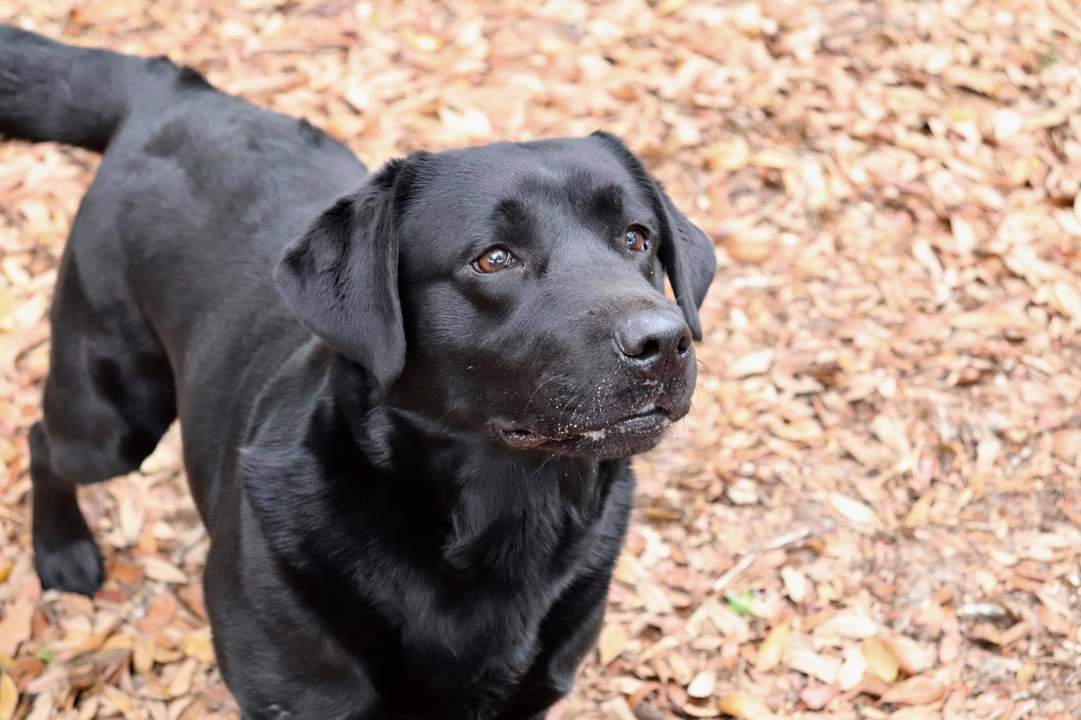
[0,25,165,152]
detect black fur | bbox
[2,25,716,720]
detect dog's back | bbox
[1,24,367,521]
[0,25,367,314]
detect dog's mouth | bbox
[494,407,673,456]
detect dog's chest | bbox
[242,413,629,718]
[396,591,551,696]
[380,574,575,719]
[375,491,606,714]
[402,510,591,650]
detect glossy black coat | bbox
[1,25,715,719]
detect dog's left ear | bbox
[274,160,411,391]
[591,131,716,340]
[651,180,716,341]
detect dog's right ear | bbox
[274,161,408,391]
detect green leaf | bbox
[725,591,755,616]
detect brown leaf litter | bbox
[2,0,1080,717]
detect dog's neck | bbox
[321,354,622,579]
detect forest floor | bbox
[1,1,1080,718]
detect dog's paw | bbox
[34,535,104,596]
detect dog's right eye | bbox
[472,245,517,274]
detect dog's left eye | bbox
[624,226,650,252]
[472,245,517,273]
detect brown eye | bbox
[473,245,517,273]
[624,226,650,252]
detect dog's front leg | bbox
[496,582,610,720]
[203,513,381,720]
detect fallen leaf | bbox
[725,591,755,616]
[117,492,145,547]
[780,567,808,603]
[601,697,636,720]
[725,479,759,506]
[888,708,944,720]
[0,672,16,720]
[870,415,910,455]
[1016,661,1036,687]
[939,631,961,665]
[177,581,208,621]
[1051,428,1081,461]
[717,692,773,719]
[816,608,878,639]
[687,669,716,699]
[991,110,1023,141]
[880,674,948,705]
[838,646,867,691]
[1050,281,1081,319]
[728,350,775,378]
[135,592,178,636]
[884,635,936,675]
[949,214,978,254]
[101,685,134,716]
[133,636,156,675]
[755,621,790,672]
[682,700,723,718]
[0,599,34,658]
[829,493,880,529]
[788,647,841,684]
[102,632,134,652]
[769,417,824,443]
[141,556,188,584]
[705,138,751,171]
[23,692,52,720]
[597,623,629,666]
[166,658,198,698]
[863,637,899,683]
[799,683,836,710]
[109,560,145,586]
[181,629,214,664]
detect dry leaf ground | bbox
[2,1,1080,718]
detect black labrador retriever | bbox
[1,26,715,719]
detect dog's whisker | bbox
[523,372,566,418]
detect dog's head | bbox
[276,132,715,459]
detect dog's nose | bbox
[615,312,691,374]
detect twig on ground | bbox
[712,527,813,593]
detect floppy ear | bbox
[652,182,716,340]
[591,131,716,340]
[274,161,407,389]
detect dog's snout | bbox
[614,311,691,373]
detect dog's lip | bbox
[495,407,672,450]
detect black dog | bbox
[1,26,715,719]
